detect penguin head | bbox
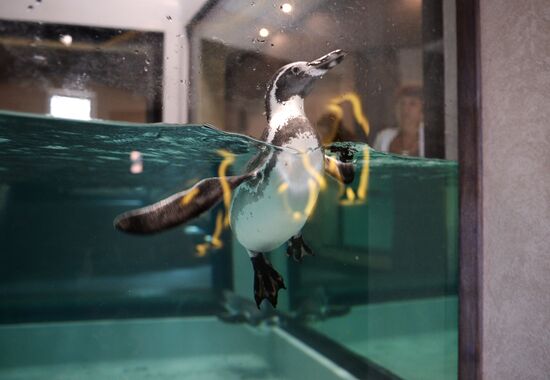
[267,49,347,104]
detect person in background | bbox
[374,84,424,157]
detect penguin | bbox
[114,49,355,308]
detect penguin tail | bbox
[114,173,252,234]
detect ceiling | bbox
[190,0,422,62]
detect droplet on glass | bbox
[166,15,172,21]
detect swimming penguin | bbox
[114,49,355,308]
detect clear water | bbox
[0,111,458,379]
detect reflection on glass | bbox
[191,1,457,378]
[0,20,163,122]
[49,94,91,120]
[1,0,458,379]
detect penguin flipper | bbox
[324,155,355,184]
[251,253,286,309]
[114,173,252,234]
[286,232,314,262]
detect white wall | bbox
[0,0,208,123]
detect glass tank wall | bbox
[0,1,459,379]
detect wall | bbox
[480,2,550,379]
[0,83,147,122]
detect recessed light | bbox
[259,28,270,38]
[281,3,292,13]
[59,34,72,46]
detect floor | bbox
[0,354,283,380]
[310,296,458,379]
[0,317,353,380]
[350,329,457,380]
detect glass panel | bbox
[0,21,163,122]
[190,1,458,379]
[0,1,459,379]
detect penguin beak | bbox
[307,49,347,73]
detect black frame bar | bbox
[457,0,483,379]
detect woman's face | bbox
[397,96,423,130]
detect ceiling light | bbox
[259,28,270,38]
[59,34,72,46]
[281,3,292,13]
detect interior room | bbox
[0,1,548,379]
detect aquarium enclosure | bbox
[0,1,460,379]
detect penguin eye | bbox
[291,67,300,75]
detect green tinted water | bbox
[0,110,458,379]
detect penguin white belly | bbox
[230,148,323,253]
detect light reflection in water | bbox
[129,150,143,174]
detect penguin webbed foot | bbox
[286,234,314,262]
[251,253,286,309]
